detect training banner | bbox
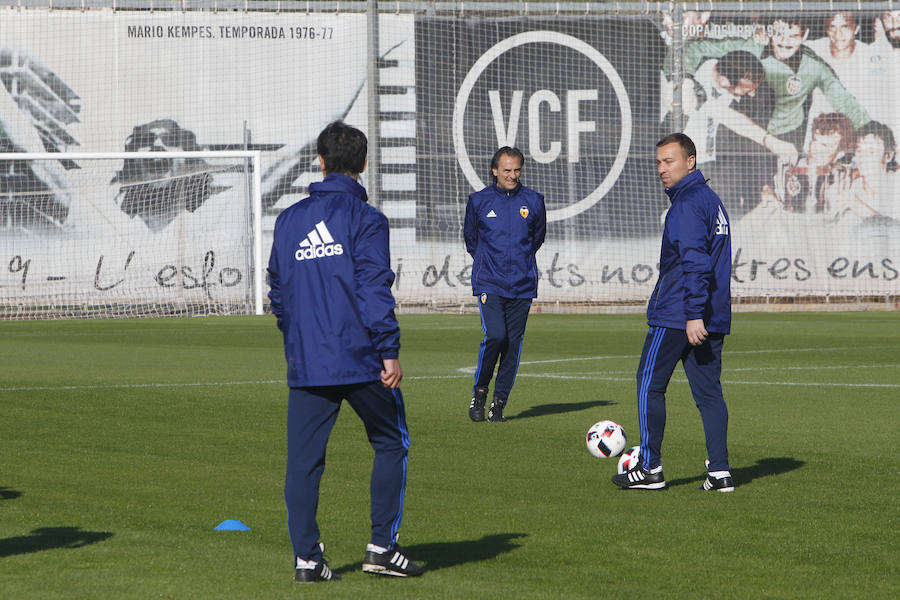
[0,8,897,313]
[0,9,405,312]
[404,11,899,304]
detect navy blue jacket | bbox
[647,169,732,334]
[267,174,399,387]
[464,183,546,299]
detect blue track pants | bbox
[285,382,410,561]
[473,294,532,403]
[636,326,730,472]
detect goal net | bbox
[0,151,264,319]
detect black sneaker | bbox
[469,386,488,422]
[487,398,506,422]
[611,465,666,490]
[294,543,341,583]
[362,544,425,577]
[700,461,734,492]
[700,473,735,492]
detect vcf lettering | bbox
[488,89,597,164]
[453,31,632,222]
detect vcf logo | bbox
[453,31,632,222]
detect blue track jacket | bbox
[464,183,546,299]
[647,169,732,334]
[267,173,399,387]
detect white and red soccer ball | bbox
[585,420,627,458]
[617,445,642,474]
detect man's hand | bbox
[380,358,403,389]
[752,23,770,46]
[686,319,708,346]
[763,134,799,166]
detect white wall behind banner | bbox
[1,5,898,317]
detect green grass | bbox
[2,312,898,598]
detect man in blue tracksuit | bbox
[268,121,423,582]
[612,133,735,493]
[463,146,546,423]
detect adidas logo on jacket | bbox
[294,221,344,261]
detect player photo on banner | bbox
[662,9,899,295]
[0,10,413,311]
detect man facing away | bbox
[612,133,734,493]
[267,120,423,582]
[463,146,546,423]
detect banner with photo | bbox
[0,9,413,313]
[407,11,898,305]
[1,8,897,314]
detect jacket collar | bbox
[491,182,523,197]
[309,173,368,203]
[664,169,706,202]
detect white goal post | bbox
[0,151,265,318]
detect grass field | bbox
[2,312,898,599]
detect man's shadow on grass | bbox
[0,526,114,558]
[1,487,22,501]
[513,400,614,420]
[667,457,806,488]
[335,533,527,574]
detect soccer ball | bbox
[585,420,627,458]
[617,445,642,474]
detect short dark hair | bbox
[490,146,525,179]
[811,112,856,153]
[856,120,896,155]
[825,11,856,31]
[768,14,804,31]
[123,119,200,152]
[656,132,696,160]
[716,50,765,86]
[317,120,367,176]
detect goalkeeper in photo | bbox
[612,133,734,493]
[110,119,229,233]
[268,121,423,582]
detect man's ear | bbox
[318,155,327,176]
[360,155,368,174]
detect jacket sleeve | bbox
[354,210,400,359]
[818,63,871,129]
[684,37,756,75]
[267,217,284,332]
[532,193,547,253]
[672,199,712,321]
[463,194,478,257]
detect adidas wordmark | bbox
[715,206,729,235]
[295,220,344,261]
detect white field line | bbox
[3,364,898,392]
[3,373,897,392]
[513,375,900,388]
[0,380,283,392]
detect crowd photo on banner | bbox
[661,9,899,227]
